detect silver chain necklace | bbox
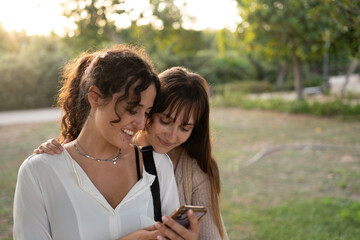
[72,140,121,165]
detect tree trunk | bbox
[340,58,359,98]
[276,63,288,88]
[248,55,266,80]
[293,52,303,100]
[323,46,330,90]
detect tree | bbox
[0,23,21,54]
[61,0,127,50]
[325,0,360,97]
[236,0,343,100]
[60,0,188,51]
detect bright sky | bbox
[0,0,241,36]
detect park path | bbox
[0,108,61,126]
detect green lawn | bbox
[1,108,359,239]
[212,108,360,239]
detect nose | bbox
[132,112,146,131]
[165,127,177,143]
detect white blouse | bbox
[13,150,180,240]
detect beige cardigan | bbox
[174,150,229,240]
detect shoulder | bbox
[152,151,174,170]
[151,151,176,183]
[18,152,67,177]
[20,153,54,169]
[184,153,208,184]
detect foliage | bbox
[61,0,125,49]
[0,0,359,110]
[0,36,69,110]
[0,23,20,53]
[199,53,255,84]
[150,0,185,29]
[60,0,187,52]
[212,81,360,120]
[236,0,359,100]
[212,94,360,120]
[325,0,360,57]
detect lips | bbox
[157,137,172,147]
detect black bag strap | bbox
[133,145,141,181]
[140,145,162,222]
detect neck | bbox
[75,125,121,160]
[134,130,150,146]
[167,146,184,166]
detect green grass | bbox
[230,197,360,240]
[0,121,60,240]
[1,108,360,239]
[212,108,360,239]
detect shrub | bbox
[212,86,360,120]
[212,81,274,96]
[199,53,255,85]
[0,36,69,110]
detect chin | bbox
[152,144,168,154]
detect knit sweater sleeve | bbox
[190,159,222,240]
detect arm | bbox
[13,157,52,239]
[190,160,223,240]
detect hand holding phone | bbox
[168,205,207,229]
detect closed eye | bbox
[160,118,171,125]
[181,126,193,132]
[126,108,137,115]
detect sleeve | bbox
[190,160,222,240]
[154,153,180,216]
[13,157,52,240]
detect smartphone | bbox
[168,205,207,229]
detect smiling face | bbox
[145,109,195,154]
[93,83,157,150]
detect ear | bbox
[88,86,102,108]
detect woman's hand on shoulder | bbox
[33,138,70,155]
[155,210,200,240]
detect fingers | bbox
[143,225,157,231]
[33,148,44,154]
[142,225,161,240]
[155,219,183,240]
[63,138,71,144]
[156,210,201,240]
[156,214,196,240]
[145,229,161,240]
[187,210,201,234]
[118,227,160,240]
[36,138,64,155]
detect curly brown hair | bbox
[57,44,160,143]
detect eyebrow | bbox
[127,102,153,110]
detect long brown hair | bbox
[152,67,224,237]
[57,44,160,143]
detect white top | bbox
[13,150,180,240]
